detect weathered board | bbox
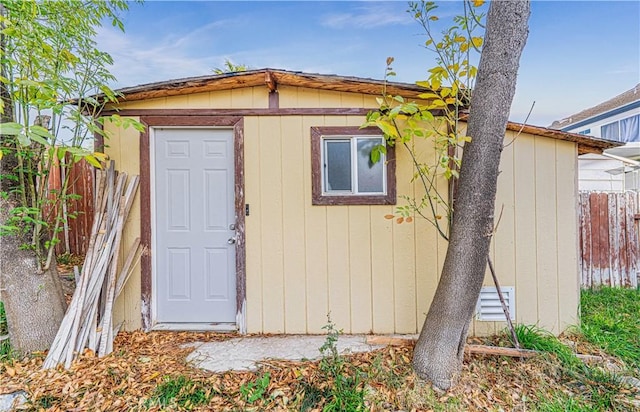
[579,191,639,288]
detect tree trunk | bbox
[0,197,67,354]
[412,0,530,390]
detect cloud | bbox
[95,21,243,89]
[320,3,413,29]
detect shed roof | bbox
[110,68,621,155]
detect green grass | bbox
[146,375,211,410]
[514,324,581,368]
[535,392,600,412]
[580,287,640,369]
[0,301,11,361]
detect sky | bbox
[97,0,640,127]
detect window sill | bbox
[312,193,396,206]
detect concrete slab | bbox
[186,335,385,373]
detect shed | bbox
[100,69,618,336]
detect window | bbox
[601,114,640,142]
[602,121,620,140]
[578,129,591,135]
[311,126,395,205]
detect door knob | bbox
[228,237,236,244]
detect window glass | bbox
[311,126,395,206]
[356,137,384,193]
[619,114,640,142]
[325,140,352,191]
[601,122,619,140]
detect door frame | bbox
[139,116,245,332]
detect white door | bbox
[154,128,236,324]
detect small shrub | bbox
[302,315,365,412]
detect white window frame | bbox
[321,135,387,196]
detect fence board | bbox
[45,156,95,256]
[579,191,639,289]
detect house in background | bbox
[550,84,640,191]
[98,69,618,337]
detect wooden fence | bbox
[46,157,95,256]
[579,191,640,289]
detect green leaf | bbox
[83,154,102,169]
[16,133,30,146]
[26,131,49,146]
[0,122,24,135]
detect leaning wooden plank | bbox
[115,238,142,298]
[99,175,134,356]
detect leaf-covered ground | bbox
[1,330,639,411]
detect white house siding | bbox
[578,154,625,191]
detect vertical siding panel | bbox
[244,118,263,332]
[371,207,395,333]
[104,122,125,328]
[326,207,351,331]
[186,92,210,108]
[556,141,579,330]
[259,117,285,333]
[296,88,320,108]
[513,136,538,326]
[119,123,142,330]
[281,116,307,333]
[493,136,516,333]
[414,215,437,334]
[535,138,559,333]
[209,90,232,108]
[394,146,417,333]
[349,206,372,333]
[167,95,189,107]
[277,86,298,108]
[230,87,255,108]
[302,115,329,332]
[323,116,351,331]
[340,91,366,108]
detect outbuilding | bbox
[100,69,618,336]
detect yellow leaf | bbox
[384,214,395,220]
[0,151,2,160]
[472,37,484,48]
[473,0,485,6]
[5,366,15,377]
[454,36,466,43]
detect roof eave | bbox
[110,69,431,104]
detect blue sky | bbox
[97,1,640,127]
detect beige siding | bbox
[108,86,580,336]
[103,117,142,330]
[470,131,579,335]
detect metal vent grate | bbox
[476,286,515,321]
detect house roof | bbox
[109,68,621,155]
[549,83,640,130]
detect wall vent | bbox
[476,286,515,321]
